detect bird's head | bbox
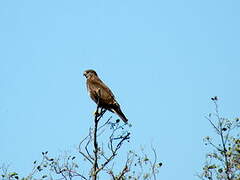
[83,69,98,79]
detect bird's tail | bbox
[113,106,128,124]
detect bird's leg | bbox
[100,108,106,116]
[94,108,99,117]
[95,107,107,120]
[94,89,107,119]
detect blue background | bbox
[1,0,240,179]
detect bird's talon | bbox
[94,110,99,116]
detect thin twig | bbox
[96,132,130,174]
[151,146,157,180]
[92,105,100,180]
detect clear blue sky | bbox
[1,0,240,179]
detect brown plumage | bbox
[83,69,128,123]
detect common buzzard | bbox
[83,69,128,123]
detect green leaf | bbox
[157,162,163,167]
[208,165,217,169]
[9,172,18,177]
[42,175,47,178]
[143,157,149,162]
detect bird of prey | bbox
[83,69,128,123]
